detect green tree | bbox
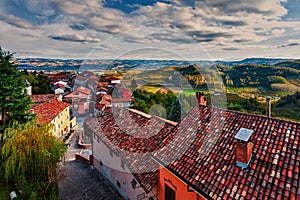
[0,47,34,160]
[1,121,67,199]
[168,98,182,122]
[23,71,51,94]
[0,47,33,127]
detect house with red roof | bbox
[33,99,76,137]
[47,72,70,83]
[111,97,133,108]
[85,108,176,200]
[31,94,62,107]
[64,86,91,116]
[152,105,300,200]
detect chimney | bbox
[266,96,271,117]
[57,94,63,102]
[196,91,207,106]
[235,128,253,169]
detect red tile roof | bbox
[64,90,90,99]
[31,94,60,103]
[153,105,300,199]
[94,103,106,111]
[33,99,70,123]
[85,108,176,193]
[111,97,132,103]
[75,86,91,95]
[102,94,112,101]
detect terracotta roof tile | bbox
[33,99,70,123]
[31,94,60,103]
[84,108,176,193]
[153,105,300,199]
[75,86,91,95]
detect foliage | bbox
[276,59,300,70]
[0,168,12,200]
[1,121,67,199]
[23,70,51,94]
[133,89,196,122]
[273,92,300,121]
[217,64,300,90]
[174,64,220,90]
[240,98,265,114]
[0,47,33,127]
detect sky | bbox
[0,0,300,60]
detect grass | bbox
[140,85,162,93]
[182,89,196,96]
[226,87,258,94]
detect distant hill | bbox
[16,57,298,71]
[275,59,300,70]
[217,64,300,90]
[216,58,294,66]
[273,92,300,121]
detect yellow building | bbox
[33,99,76,138]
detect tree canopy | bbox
[1,121,67,199]
[0,47,33,128]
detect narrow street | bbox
[58,130,124,200]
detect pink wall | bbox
[92,134,158,200]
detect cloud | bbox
[49,34,101,43]
[199,0,288,18]
[0,0,300,59]
[271,28,285,36]
[222,47,239,51]
[187,31,233,42]
[0,14,34,29]
[277,39,300,48]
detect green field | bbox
[182,89,195,96]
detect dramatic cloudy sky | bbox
[0,0,299,60]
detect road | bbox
[58,131,124,200]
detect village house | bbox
[75,71,98,87]
[47,71,72,83]
[87,91,300,200]
[85,108,176,200]
[33,99,76,138]
[31,94,62,108]
[111,98,134,108]
[152,104,300,200]
[64,86,91,116]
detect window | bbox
[165,184,175,200]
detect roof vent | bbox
[235,128,254,169]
